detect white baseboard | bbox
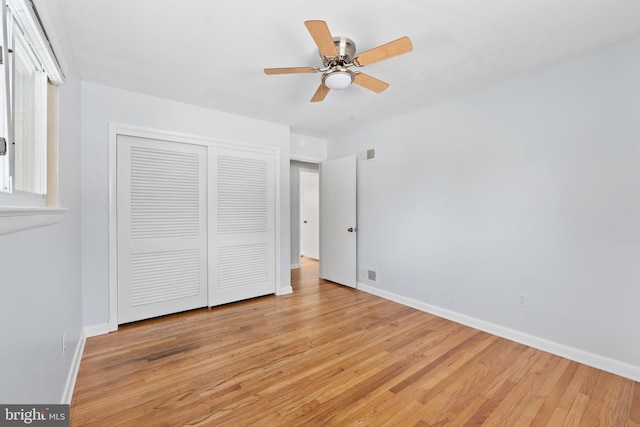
[84,322,110,338]
[357,282,640,383]
[60,323,112,404]
[277,286,294,296]
[60,330,86,404]
[291,263,300,269]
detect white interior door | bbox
[320,155,357,287]
[301,172,319,259]
[117,135,208,324]
[208,147,276,306]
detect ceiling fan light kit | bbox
[264,20,413,102]
[323,69,353,90]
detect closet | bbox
[115,130,276,324]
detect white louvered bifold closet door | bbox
[117,135,208,324]
[208,147,276,306]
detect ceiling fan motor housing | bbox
[320,37,356,66]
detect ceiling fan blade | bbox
[353,73,390,93]
[354,36,413,66]
[304,20,338,57]
[264,67,317,75]
[311,83,330,102]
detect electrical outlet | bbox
[62,333,66,355]
[517,293,528,308]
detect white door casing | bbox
[320,155,357,288]
[116,135,208,324]
[301,172,319,260]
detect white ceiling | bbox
[58,0,640,138]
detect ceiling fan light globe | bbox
[324,71,352,90]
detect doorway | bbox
[290,160,319,268]
[289,156,357,287]
[300,171,319,260]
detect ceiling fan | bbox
[264,20,413,102]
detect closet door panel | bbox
[209,148,276,306]
[117,135,207,324]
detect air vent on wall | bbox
[359,148,375,162]
[361,267,377,282]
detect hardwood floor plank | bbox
[70,257,640,426]
[601,374,634,426]
[579,371,630,427]
[438,340,526,419]
[471,353,558,426]
[514,357,572,425]
[460,378,517,426]
[561,393,590,427]
[631,382,640,423]
[548,408,570,426]
[389,329,486,394]
[445,394,489,427]
[378,399,430,427]
[530,361,581,425]
[416,337,499,424]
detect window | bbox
[0,0,63,207]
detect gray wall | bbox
[290,133,327,161]
[0,0,83,403]
[80,82,291,328]
[329,37,640,376]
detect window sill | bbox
[0,207,67,235]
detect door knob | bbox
[348,227,356,232]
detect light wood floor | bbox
[71,257,639,426]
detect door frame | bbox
[108,123,281,331]
[290,157,322,269]
[299,170,319,260]
[293,163,320,266]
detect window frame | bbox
[0,0,66,233]
[1,1,51,203]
